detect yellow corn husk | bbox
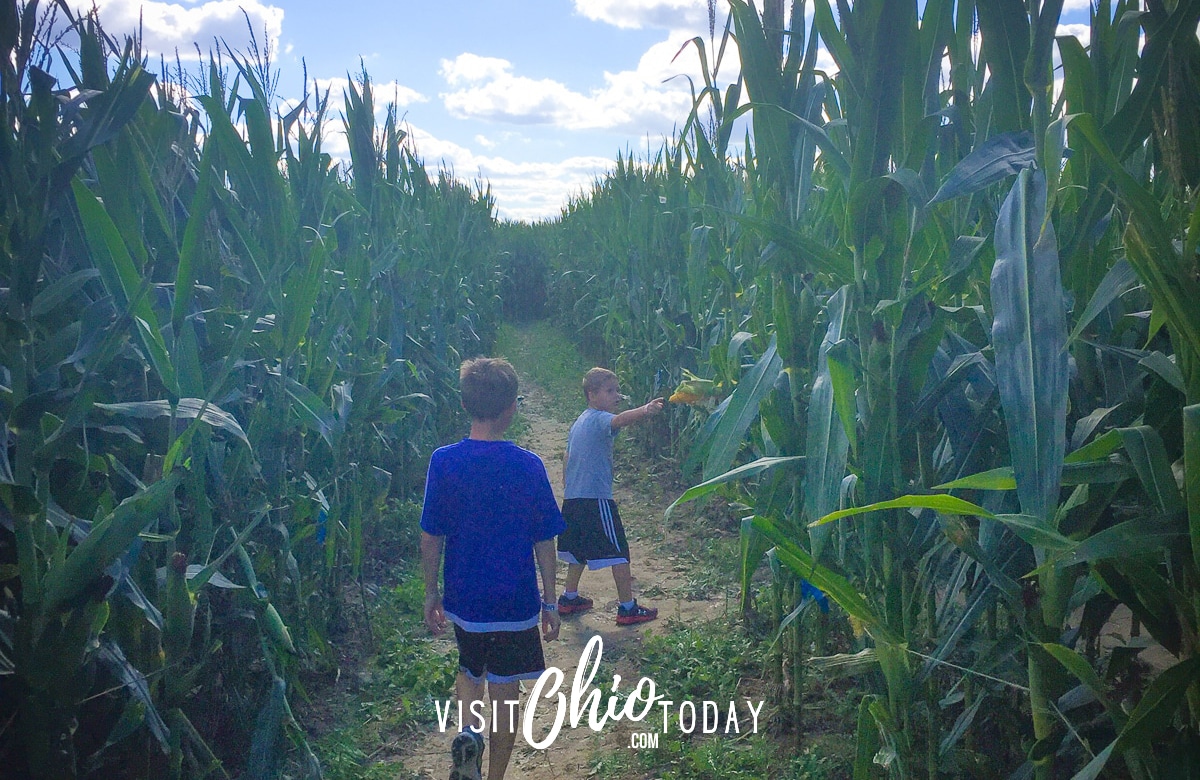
[669,369,715,406]
[669,390,703,404]
[261,602,296,654]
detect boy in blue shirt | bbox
[557,367,664,625]
[421,358,564,780]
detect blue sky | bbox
[59,0,1095,222]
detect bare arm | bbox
[420,531,446,634]
[611,397,665,430]
[534,537,560,641]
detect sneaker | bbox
[558,593,594,615]
[449,729,483,780]
[616,601,658,626]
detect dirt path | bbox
[399,369,725,779]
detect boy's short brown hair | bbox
[582,367,618,401]
[460,358,518,420]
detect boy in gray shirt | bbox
[557,367,664,624]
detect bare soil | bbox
[398,371,728,779]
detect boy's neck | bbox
[469,418,509,441]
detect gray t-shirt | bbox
[564,408,618,499]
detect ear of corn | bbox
[668,369,717,405]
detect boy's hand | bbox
[541,609,561,641]
[612,396,666,429]
[424,593,446,635]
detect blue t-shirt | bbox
[564,408,618,500]
[420,438,565,631]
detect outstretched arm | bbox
[534,537,560,641]
[420,531,446,635]
[611,397,665,430]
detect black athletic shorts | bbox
[557,498,630,569]
[454,624,545,684]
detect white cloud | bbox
[60,0,285,59]
[404,126,614,222]
[441,53,514,86]
[1056,23,1091,48]
[438,33,711,134]
[312,76,427,110]
[440,55,586,125]
[573,0,717,31]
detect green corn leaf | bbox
[976,0,1031,134]
[1042,642,1125,730]
[939,697,985,759]
[847,0,914,186]
[1186,405,1200,576]
[30,269,100,319]
[173,142,217,332]
[806,285,852,560]
[1056,32,1094,115]
[1052,515,1182,569]
[1068,259,1139,343]
[724,100,852,182]
[281,238,329,359]
[854,695,883,780]
[1116,426,1184,515]
[1112,657,1200,754]
[991,167,1068,524]
[71,177,178,396]
[95,399,250,447]
[1071,114,1200,373]
[1066,429,1122,463]
[41,474,181,615]
[928,131,1036,204]
[1070,740,1116,780]
[826,339,858,457]
[188,506,270,593]
[95,638,170,751]
[281,375,338,448]
[739,517,774,615]
[731,212,853,280]
[1094,560,1183,654]
[666,456,804,520]
[933,460,1133,491]
[1137,351,1186,395]
[1102,0,1200,161]
[992,513,1073,550]
[245,676,288,780]
[1025,0,1065,95]
[752,514,895,644]
[812,494,995,528]
[934,467,1018,491]
[1187,188,1200,263]
[812,0,854,77]
[702,336,782,481]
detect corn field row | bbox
[535,0,1200,777]
[2,2,502,777]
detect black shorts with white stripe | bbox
[557,498,631,569]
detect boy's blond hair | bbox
[582,367,618,401]
[460,358,518,420]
